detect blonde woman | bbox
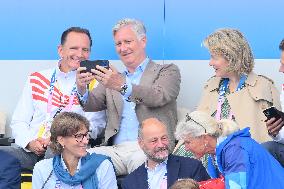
[174,28,281,166]
[175,111,284,189]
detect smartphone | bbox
[80,60,109,74]
[263,106,283,120]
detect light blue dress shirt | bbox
[113,58,149,144]
[78,58,150,144]
[146,159,168,189]
[32,155,117,189]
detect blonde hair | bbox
[203,28,254,76]
[175,111,239,140]
[170,179,199,189]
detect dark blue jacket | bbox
[208,128,284,189]
[0,150,21,189]
[121,154,209,189]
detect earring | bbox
[204,143,208,148]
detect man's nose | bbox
[209,59,214,66]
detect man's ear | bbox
[138,138,144,149]
[58,45,63,59]
[140,36,147,49]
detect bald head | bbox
[138,118,168,140]
[138,118,170,165]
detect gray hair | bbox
[203,28,254,76]
[175,111,239,140]
[49,112,90,154]
[112,18,146,40]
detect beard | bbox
[143,146,169,163]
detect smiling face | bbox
[114,25,146,73]
[58,125,89,159]
[58,31,91,73]
[184,136,207,159]
[139,118,169,164]
[209,54,231,78]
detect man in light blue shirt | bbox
[76,18,181,176]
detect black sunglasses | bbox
[73,131,90,143]
[185,113,207,133]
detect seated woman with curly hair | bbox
[32,112,117,189]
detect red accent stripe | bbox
[30,79,48,90]
[31,72,50,86]
[32,86,44,95]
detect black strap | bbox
[41,170,53,189]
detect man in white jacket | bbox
[0,27,106,171]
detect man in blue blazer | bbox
[0,150,21,189]
[121,118,209,189]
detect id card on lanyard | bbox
[215,75,247,121]
[38,69,77,138]
[55,180,83,189]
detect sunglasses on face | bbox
[73,131,90,143]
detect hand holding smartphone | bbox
[80,60,109,74]
[263,106,284,121]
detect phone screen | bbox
[80,60,109,73]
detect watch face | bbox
[120,84,128,95]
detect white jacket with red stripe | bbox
[10,65,106,149]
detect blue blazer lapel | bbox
[136,164,148,189]
[167,155,180,187]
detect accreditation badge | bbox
[37,119,52,139]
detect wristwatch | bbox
[119,83,128,95]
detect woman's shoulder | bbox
[203,76,221,90]
[247,72,275,87]
[34,158,53,171]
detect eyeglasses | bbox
[73,131,90,143]
[185,113,207,133]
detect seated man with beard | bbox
[121,118,209,189]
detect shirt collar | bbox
[123,57,150,76]
[145,157,168,171]
[57,60,77,78]
[216,136,227,148]
[60,154,82,173]
[206,72,256,92]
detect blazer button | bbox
[114,129,118,133]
